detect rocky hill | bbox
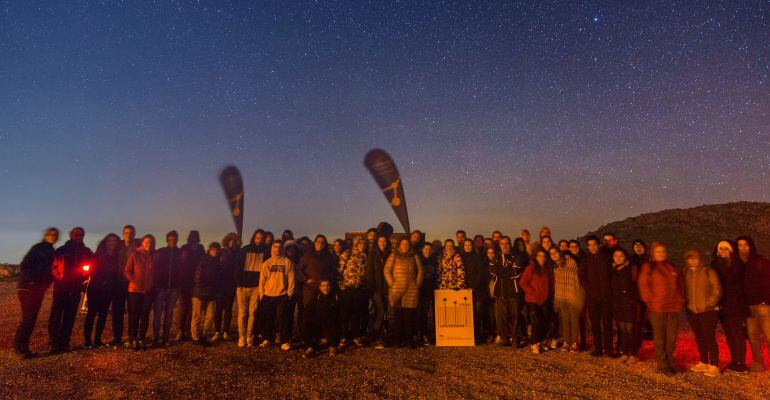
[580,201,770,262]
[0,264,19,281]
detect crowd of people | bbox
[11,224,770,377]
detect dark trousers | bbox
[719,311,747,366]
[174,291,193,339]
[302,312,340,349]
[14,287,48,354]
[634,301,650,350]
[153,289,179,341]
[579,310,588,349]
[616,321,634,356]
[688,310,719,365]
[84,286,111,344]
[48,290,81,350]
[543,299,558,340]
[650,311,679,369]
[127,292,153,341]
[340,288,369,340]
[526,302,545,344]
[494,296,521,341]
[472,295,485,343]
[389,306,416,344]
[261,295,290,343]
[418,287,435,342]
[110,281,129,341]
[214,289,235,334]
[586,298,613,353]
[370,291,387,339]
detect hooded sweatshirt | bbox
[259,255,295,298]
[683,253,722,314]
[438,252,466,290]
[240,239,268,288]
[737,236,770,306]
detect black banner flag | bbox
[219,165,244,241]
[364,149,410,234]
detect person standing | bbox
[491,237,525,347]
[683,250,722,377]
[49,227,93,353]
[631,239,652,343]
[124,234,155,350]
[110,225,138,347]
[13,228,58,359]
[438,240,465,290]
[237,229,268,347]
[417,242,437,346]
[212,232,240,342]
[579,236,613,357]
[736,236,770,372]
[83,233,121,349]
[152,231,182,347]
[384,238,423,348]
[337,236,369,347]
[711,240,748,372]
[550,248,584,353]
[638,242,685,375]
[176,231,205,341]
[366,235,392,346]
[520,249,551,354]
[609,248,639,363]
[191,243,221,345]
[461,239,489,344]
[258,241,296,351]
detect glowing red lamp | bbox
[82,264,90,273]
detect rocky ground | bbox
[0,280,768,400]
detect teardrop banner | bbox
[364,149,410,234]
[219,165,244,241]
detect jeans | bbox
[215,289,236,334]
[48,290,81,350]
[586,298,613,353]
[747,304,770,367]
[719,310,747,366]
[153,289,179,341]
[555,300,582,344]
[261,295,290,343]
[191,297,215,340]
[650,311,679,369]
[494,296,521,341]
[418,287,434,342]
[128,292,153,341]
[14,287,48,354]
[84,286,111,344]
[236,287,260,342]
[687,310,719,365]
[526,302,545,344]
[110,280,129,341]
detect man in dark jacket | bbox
[191,243,221,344]
[237,229,269,347]
[492,236,525,347]
[737,236,770,372]
[110,225,139,347]
[712,240,748,371]
[175,230,205,341]
[152,230,182,346]
[14,228,59,358]
[49,227,93,353]
[579,235,613,357]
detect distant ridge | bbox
[580,201,770,263]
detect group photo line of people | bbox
[11,224,770,377]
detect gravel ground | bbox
[1,281,768,400]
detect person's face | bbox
[253,232,264,245]
[399,240,410,254]
[319,281,331,295]
[486,248,496,261]
[122,227,135,242]
[612,250,626,265]
[209,247,219,257]
[633,243,644,255]
[378,237,388,252]
[456,232,466,243]
[587,240,599,254]
[286,247,297,259]
[539,228,550,239]
[535,252,546,265]
[271,242,282,257]
[603,235,617,248]
[686,256,700,269]
[70,229,85,243]
[520,231,531,242]
[484,239,493,249]
[141,237,152,251]
[717,245,732,259]
[549,249,560,262]
[333,242,343,254]
[651,246,667,262]
[444,242,456,256]
[500,238,512,254]
[737,240,750,258]
[421,245,432,259]
[167,235,178,247]
[367,231,376,242]
[106,236,119,253]
[492,232,501,243]
[463,240,473,253]
[44,230,59,244]
[355,239,365,252]
[410,232,421,244]
[314,237,325,252]
[474,237,484,248]
[559,242,568,252]
[569,242,580,255]
[542,237,552,249]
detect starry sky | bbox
[1,1,768,262]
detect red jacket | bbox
[520,263,550,305]
[638,261,685,313]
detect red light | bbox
[82,265,90,272]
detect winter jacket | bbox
[738,236,770,306]
[638,261,685,313]
[438,253,466,290]
[520,263,549,305]
[610,261,639,322]
[180,242,205,295]
[193,254,220,300]
[89,251,120,291]
[259,255,295,298]
[420,254,438,292]
[17,242,55,291]
[299,248,337,306]
[124,249,154,294]
[579,252,612,301]
[684,264,722,313]
[384,251,423,309]
[490,252,524,299]
[218,246,240,295]
[366,247,391,294]
[553,257,584,308]
[712,257,748,317]
[239,243,268,287]
[153,246,183,291]
[462,250,489,298]
[117,239,140,283]
[338,248,367,290]
[305,291,340,326]
[52,240,93,294]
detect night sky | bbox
[1,1,768,262]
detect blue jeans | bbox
[153,289,179,341]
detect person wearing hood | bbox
[367,235,392,347]
[711,239,748,372]
[417,242,437,345]
[521,249,551,354]
[550,248,584,353]
[175,230,205,342]
[338,236,369,347]
[609,248,639,363]
[14,228,58,359]
[237,229,268,347]
[258,240,296,351]
[110,225,139,347]
[579,236,613,357]
[212,232,240,342]
[638,242,685,375]
[683,250,722,377]
[438,240,466,290]
[152,230,182,347]
[298,235,337,343]
[736,236,770,372]
[385,238,423,348]
[83,233,120,349]
[49,227,93,353]
[631,239,653,344]
[191,242,221,345]
[461,239,488,343]
[124,234,155,350]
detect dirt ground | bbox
[0,281,768,400]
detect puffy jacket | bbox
[124,249,154,294]
[384,251,423,309]
[153,246,183,291]
[638,261,685,313]
[17,242,55,291]
[520,263,549,305]
[684,264,722,313]
[52,240,93,294]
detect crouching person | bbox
[191,243,220,345]
[258,241,296,351]
[302,280,341,357]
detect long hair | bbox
[95,233,120,260]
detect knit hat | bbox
[717,241,733,253]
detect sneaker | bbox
[247,338,254,348]
[93,341,105,349]
[570,343,579,353]
[83,341,94,350]
[258,339,271,349]
[531,344,541,354]
[328,347,337,356]
[690,362,709,373]
[560,343,570,352]
[550,339,559,350]
[374,339,386,350]
[704,364,720,377]
[590,350,604,357]
[223,332,230,341]
[494,335,504,344]
[352,338,363,347]
[618,355,629,364]
[303,348,315,358]
[210,332,221,342]
[422,336,430,346]
[280,343,292,351]
[238,338,246,348]
[749,363,765,373]
[108,338,122,348]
